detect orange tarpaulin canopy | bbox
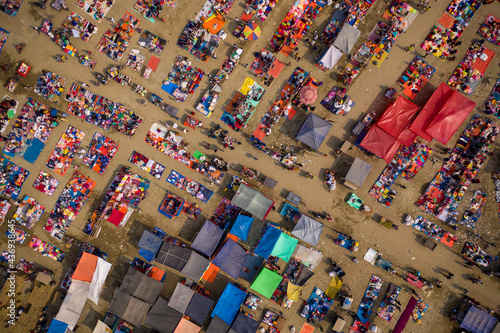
[72,252,97,282]
[203,14,225,34]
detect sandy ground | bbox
[0,0,500,332]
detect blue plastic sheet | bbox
[211,283,247,325]
[212,239,248,279]
[254,225,281,259]
[230,215,254,241]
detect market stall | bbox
[461,242,493,268]
[82,132,119,174]
[398,56,435,99]
[483,79,500,117]
[416,115,498,220]
[138,30,167,55]
[129,150,165,179]
[162,55,204,101]
[76,0,115,22]
[14,196,45,229]
[45,125,85,176]
[300,287,332,322]
[221,77,265,129]
[320,86,354,115]
[62,12,98,41]
[457,190,486,229]
[357,275,384,323]
[133,0,175,22]
[0,200,11,225]
[0,27,8,55]
[66,83,143,136]
[320,1,350,46]
[344,157,372,190]
[126,49,145,71]
[377,283,401,322]
[0,0,22,16]
[411,216,457,247]
[196,85,221,116]
[166,170,213,203]
[44,171,96,240]
[3,97,58,163]
[28,236,66,261]
[0,96,17,134]
[447,40,495,94]
[96,12,140,61]
[0,156,29,200]
[209,198,241,228]
[478,15,500,45]
[34,70,67,103]
[316,46,343,71]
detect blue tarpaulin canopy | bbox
[230,215,254,241]
[254,225,282,259]
[191,221,224,257]
[295,113,333,150]
[47,319,68,333]
[212,239,249,279]
[137,230,163,262]
[460,306,498,333]
[211,283,247,325]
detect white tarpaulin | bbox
[55,280,90,330]
[319,46,343,69]
[292,244,323,267]
[93,320,113,333]
[364,248,379,265]
[88,258,112,305]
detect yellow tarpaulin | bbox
[239,77,255,95]
[286,282,301,302]
[325,275,342,299]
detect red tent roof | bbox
[384,139,402,164]
[360,126,401,162]
[377,95,420,138]
[397,128,418,147]
[409,83,454,142]
[425,90,476,144]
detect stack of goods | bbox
[209,198,241,228]
[417,115,498,221]
[61,12,98,41]
[34,71,67,103]
[126,49,145,71]
[447,40,495,94]
[478,15,499,45]
[0,96,17,133]
[28,236,66,261]
[262,310,280,326]
[250,49,285,87]
[76,0,115,22]
[16,259,35,274]
[300,287,332,322]
[245,0,277,22]
[458,190,486,229]
[196,85,220,116]
[44,171,95,240]
[33,171,60,196]
[145,123,225,183]
[357,275,384,323]
[369,140,431,207]
[0,199,11,223]
[377,283,401,322]
[45,125,85,176]
[128,151,165,179]
[177,0,234,62]
[82,132,119,174]
[268,0,325,55]
[221,77,265,129]
[14,196,45,229]
[79,55,96,69]
[97,12,140,61]
[181,200,201,219]
[163,55,204,101]
[320,87,354,115]
[61,242,107,290]
[253,68,309,140]
[412,216,457,247]
[320,1,350,46]
[421,0,481,59]
[244,293,261,310]
[16,62,30,77]
[483,79,500,117]
[133,0,175,22]
[166,170,213,203]
[212,47,242,87]
[0,0,23,16]
[411,300,429,322]
[65,83,143,136]
[461,242,493,267]
[398,56,435,99]
[6,226,28,244]
[0,27,9,54]
[346,0,377,28]
[158,191,184,219]
[84,171,149,235]
[0,156,29,199]
[3,97,58,163]
[137,30,167,55]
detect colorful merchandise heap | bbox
[320,86,354,116]
[417,115,498,221]
[357,275,384,323]
[44,171,95,240]
[14,196,45,229]
[128,151,165,179]
[166,170,214,203]
[461,242,493,267]
[0,0,23,16]
[133,0,175,22]
[82,132,119,174]
[377,283,401,322]
[447,40,495,94]
[162,55,204,102]
[0,27,9,54]
[28,236,66,262]
[61,12,98,41]
[397,56,435,99]
[221,77,265,129]
[137,30,167,55]
[478,15,500,45]
[0,96,17,133]
[34,70,67,103]
[65,83,143,136]
[76,0,115,22]
[96,12,140,61]
[483,79,500,117]
[0,156,29,200]
[458,190,486,229]
[209,198,241,228]
[300,287,332,322]
[45,125,85,176]
[84,170,149,236]
[33,171,60,196]
[412,216,457,247]
[420,0,481,59]
[3,97,58,163]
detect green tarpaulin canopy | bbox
[270,233,298,263]
[250,268,283,299]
